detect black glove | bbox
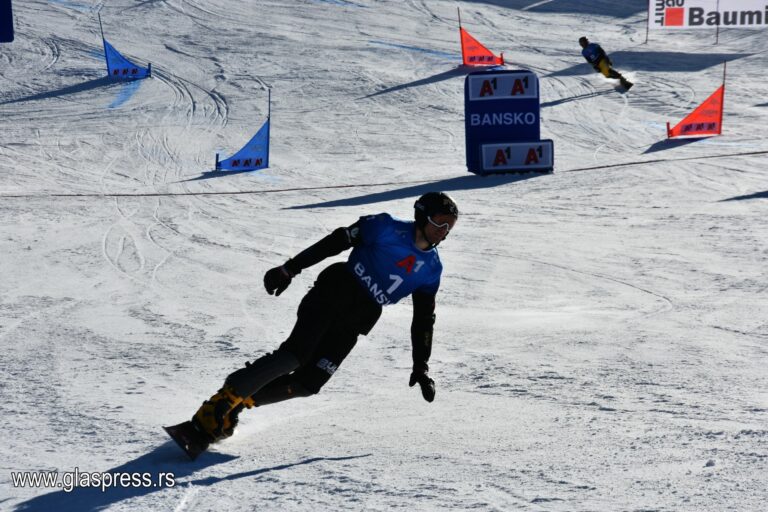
[264,265,292,296]
[409,370,436,403]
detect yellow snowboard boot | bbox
[191,386,254,442]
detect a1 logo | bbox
[396,255,424,274]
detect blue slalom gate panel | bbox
[464,69,553,174]
[216,119,270,171]
[1,0,13,43]
[104,39,151,79]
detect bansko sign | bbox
[464,69,553,174]
[649,0,768,29]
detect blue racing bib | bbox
[582,43,603,64]
[346,213,443,305]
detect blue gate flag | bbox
[216,119,270,171]
[103,39,151,79]
[1,0,13,43]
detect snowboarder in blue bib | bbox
[166,192,459,458]
[579,36,632,90]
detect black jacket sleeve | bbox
[283,221,361,276]
[411,290,436,373]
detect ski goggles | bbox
[427,216,453,233]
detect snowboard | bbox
[164,421,209,460]
[616,79,633,93]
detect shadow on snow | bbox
[358,64,499,100]
[286,173,546,210]
[540,88,615,108]
[643,137,708,154]
[14,443,371,512]
[462,0,646,17]
[720,190,768,202]
[178,168,266,182]
[0,77,142,106]
[547,52,752,77]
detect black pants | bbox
[273,262,382,394]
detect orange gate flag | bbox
[667,85,725,139]
[460,27,504,66]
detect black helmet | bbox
[579,36,589,46]
[414,192,459,227]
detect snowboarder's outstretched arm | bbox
[409,290,437,402]
[264,222,361,296]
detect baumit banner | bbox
[649,0,768,29]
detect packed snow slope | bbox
[1,1,766,510]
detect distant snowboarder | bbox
[579,36,632,90]
[165,192,460,460]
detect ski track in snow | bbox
[1,1,767,511]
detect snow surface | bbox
[1,1,767,511]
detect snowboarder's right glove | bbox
[409,369,436,403]
[264,265,293,296]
